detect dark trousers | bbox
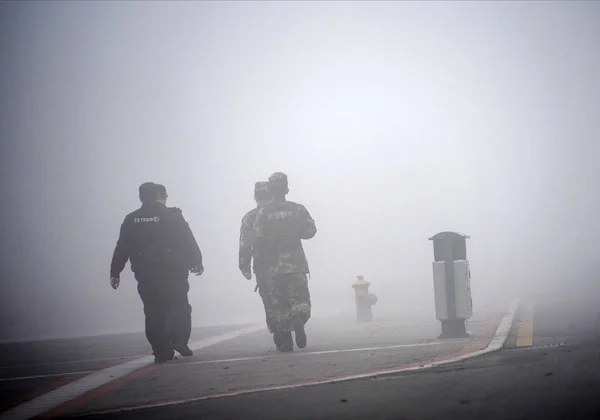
[135,269,191,358]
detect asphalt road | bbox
[3,295,599,420]
[73,295,600,420]
[0,325,251,413]
[45,309,501,418]
[78,339,600,420]
[0,308,504,419]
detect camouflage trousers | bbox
[259,272,311,334]
[257,274,276,334]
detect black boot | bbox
[153,349,175,363]
[273,332,285,348]
[293,315,307,349]
[152,340,175,363]
[172,343,194,357]
[277,331,294,352]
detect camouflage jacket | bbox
[239,207,258,275]
[252,199,317,276]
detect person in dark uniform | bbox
[110,182,203,363]
[156,183,204,276]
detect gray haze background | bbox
[1,1,598,340]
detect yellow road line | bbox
[516,302,535,347]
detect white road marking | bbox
[0,329,261,370]
[178,340,469,366]
[0,325,264,420]
[0,371,95,382]
[78,299,522,415]
[0,340,468,381]
[0,356,139,370]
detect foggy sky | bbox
[1,1,599,340]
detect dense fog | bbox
[1,1,599,340]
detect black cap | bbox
[139,182,158,203]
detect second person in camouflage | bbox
[252,172,317,352]
[238,181,278,341]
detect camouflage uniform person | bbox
[238,182,277,340]
[252,172,317,352]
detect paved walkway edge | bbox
[74,299,521,416]
[0,325,265,420]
